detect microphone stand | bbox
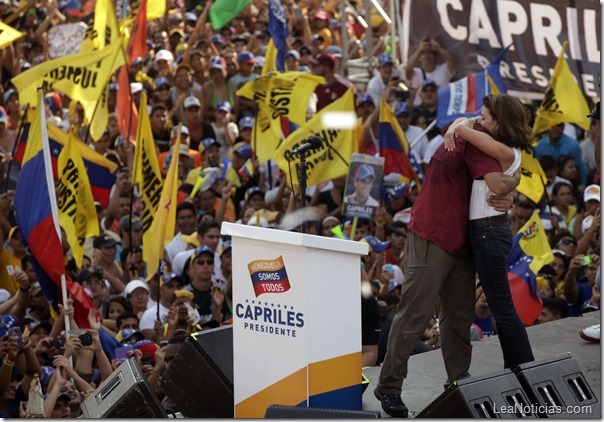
[298,151,308,233]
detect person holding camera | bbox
[405,36,456,106]
[366,53,399,106]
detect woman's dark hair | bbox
[482,94,532,150]
[551,181,573,197]
[104,296,133,320]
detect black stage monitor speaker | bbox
[417,369,537,418]
[514,354,600,418]
[265,404,381,418]
[161,325,234,418]
[81,357,167,418]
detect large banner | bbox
[405,0,600,98]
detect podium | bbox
[221,223,369,418]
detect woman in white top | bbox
[445,94,534,370]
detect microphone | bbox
[291,136,323,155]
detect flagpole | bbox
[409,119,437,149]
[37,89,71,336]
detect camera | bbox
[141,355,155,367]
[48,337,65,349]
[580,255,593,267]
[9,327,22,348]
[79,333,93,346]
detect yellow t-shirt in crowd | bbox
[0,249,22,294]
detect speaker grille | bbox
[192,325,234,386]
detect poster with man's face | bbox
[343,154,384,219]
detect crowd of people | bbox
[0,0,600,418]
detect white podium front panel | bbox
[221,223,368,418]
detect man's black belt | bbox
[469,214,509,229]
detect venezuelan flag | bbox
[378,99,423,188]
[14,92,99,329]
[507,211,554,325]
[14,121,117,207]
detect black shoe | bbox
[374,388,409,418]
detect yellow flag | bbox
[146,126,181,279]
[274,88,357,187]
[57,130,99,267]
[12,39,125,115]
[132,92,162,250]
[485,71,500,95]
[533,41,591,135]
[518,211,555,274]
[252,102,283,164]
[146,0,166,20]
[0,21,24,50]
[517,149,547,205]
[262,39,278,74]
[80,0,119,53]
[237,71,325,126]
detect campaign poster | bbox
[342,153,385,219]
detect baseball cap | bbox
[131,56,144,67]
[160,271,184,287]
[198,137,220,154]
[387,183,408,199]
[130,82,143,94]
[184,12,197,22]
[191,245,214,262]
[253,56,265,68]
[325,45,343,57]
[118,215,143,232]
[362,236,390,253]
[237,51,256,64]
[23,321,52,336]
[171,125,189,138]
[296,65,312,74]
[313,11,330,20]
[124,279,150,296]
[209,56,226,70]
[393,207,412,224]
[154,49,174,63]
[378,53,393,67]
[211,34,225,45]
[355,164,375,180]
[115,328,145,344]
[154,77,170,89]
[285,50,300,61]
[219,239,232,257]
[93,234,116,249]
[40,366,55,387]
[245,186,264,203]
[386,265,404,292]
[0,315,18,337]
[3,89,17,104]
[312,53,335,68]
[299,45,312,55]
[233,142,253,160]
[238,116,254,130]
[393,101,410,116]
[77,268,104,284]
[174,290,194,301]
[357,92,374,107]
[583,184,600,202]
[421,79,438,90]
[109,83,119,92]
[183,96,202,109]
[44,392,70,402]
[215,100,232,113]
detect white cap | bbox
[125,279,150,295]
[155,49,174,63]
[583,184,600,203]
[183,96,202,109]
[130,82,143,94]
[247,215,269,227]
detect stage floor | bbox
[362,312,601,418]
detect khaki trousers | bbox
[377,231,475,394]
